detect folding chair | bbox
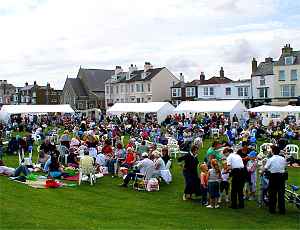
[79,156,96,186]
[284,144,299,159]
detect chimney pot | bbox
[220,67,224,78]
[200,72,205,81]
[252,58,258,74]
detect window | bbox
[121,98,124,102]
[110,86,113,94]
[172,88,181,97]
[260,76,265,86]
[141,84,144,92]
[131,85,134,93]
[186,87,195,97]
[125,85,128,93]
[32,92,36,97]
[225,87,231,96]
[137,98,141,103]
[116,86,119,94]
[106,86,109,93]
[279,70,285,81]
[291,69,298,81]
[209,87,214,96]
[204,87,208,96]
[258,88,268,98]
[147,83,151,92]
[238,87,248,97]
[280,85,295,97]
[120,85,124,93]
[285,56,294,65]
[141,98,144,102]
[136,84,140,92]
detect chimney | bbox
[144,62,153,72]
[200,72,205,82]
[47,82,50,88]
[265,57,273,63]
[3,80,7,84]
[34,81,37,85]
[115,66,123,75]
[220,67,224,78]
[252,58,258,74]
[128,64,138,74]
[25,82,28,86]
[282,44,293,56]
[179,73,184,82]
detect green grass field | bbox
[0,137,299,230]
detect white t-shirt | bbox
[227,153,244,169]
[265,155,286,173]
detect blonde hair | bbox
[199,163,208,173]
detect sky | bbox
[0,0,299,89]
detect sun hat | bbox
[248,150,257,158]
[142,152,148,157]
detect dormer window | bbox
[141,72,147,79]
[285,56,294,65]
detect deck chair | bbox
[284,144,299,159]
[211,128,220,137]
[79,156,96,186]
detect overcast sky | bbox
[0,0,299,89]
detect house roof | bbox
[200,76,232,85]
[107,67,165,84]
[67,78,88,97]
[252,61,274,76]
[21,85,34,90]
[274,50,300,66]
[78,68,115,92]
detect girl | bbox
[246,150,257,200]
[207,159,221,208]
[220,161,230,203]
[199,163,208,205]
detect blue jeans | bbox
[43,157,52,172]
[14,165,30,177]
[106,159,117,174]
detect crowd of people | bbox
[0,110,299,214]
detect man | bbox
[120,152,154,187]
[227,148,245,209]
[265,145,287,214]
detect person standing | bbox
[178,145,201,200]
[264,145,287,214]
[226,148,245,209]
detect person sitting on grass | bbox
[120,152,154,188]
[121,147,136,169]
[48,150,68,179]
[0,160,31,177]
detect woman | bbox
[122,147,136,169]
[48,150,67,178]
[153,151,165,178]
[178,145,201,200]
[161,147,170,165]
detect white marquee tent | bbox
[0,104,75,114]
[173,100,246,118]
[248,105,300,113]
[107,102,175,123]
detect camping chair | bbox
[79,156,96,186]
[168,143,180,159]
[133,166,155,191]
[259,143,273,156]
[284,144,299,159]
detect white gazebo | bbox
[0,104,75,114]
[107,102,175,123]
[173,100,246,118]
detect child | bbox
[199,163,208,206]
[207,159,221,208]
[246,150,257,200]
[219,161,230,203]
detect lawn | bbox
[0,137,299,230]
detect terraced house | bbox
[105,62,179,107]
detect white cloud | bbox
[0,0,299,88]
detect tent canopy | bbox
[0,104,75,114]
[248,105,300,113]
[174,100,246,116]
[107,102,175,123]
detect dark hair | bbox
[242,141,248,147]
[191,145,199,153]
[271,145,280,155]
[212,141,218,148]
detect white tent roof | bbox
[248,105,300,113]
[107,102,174,113]
[174,100,246,113]
[107,102,175,123]
[0,104,75,114]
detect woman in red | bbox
[122,147,136,169]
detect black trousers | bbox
[269,173,285,213]
[231,168,245,208]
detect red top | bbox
[124,152,135,165]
